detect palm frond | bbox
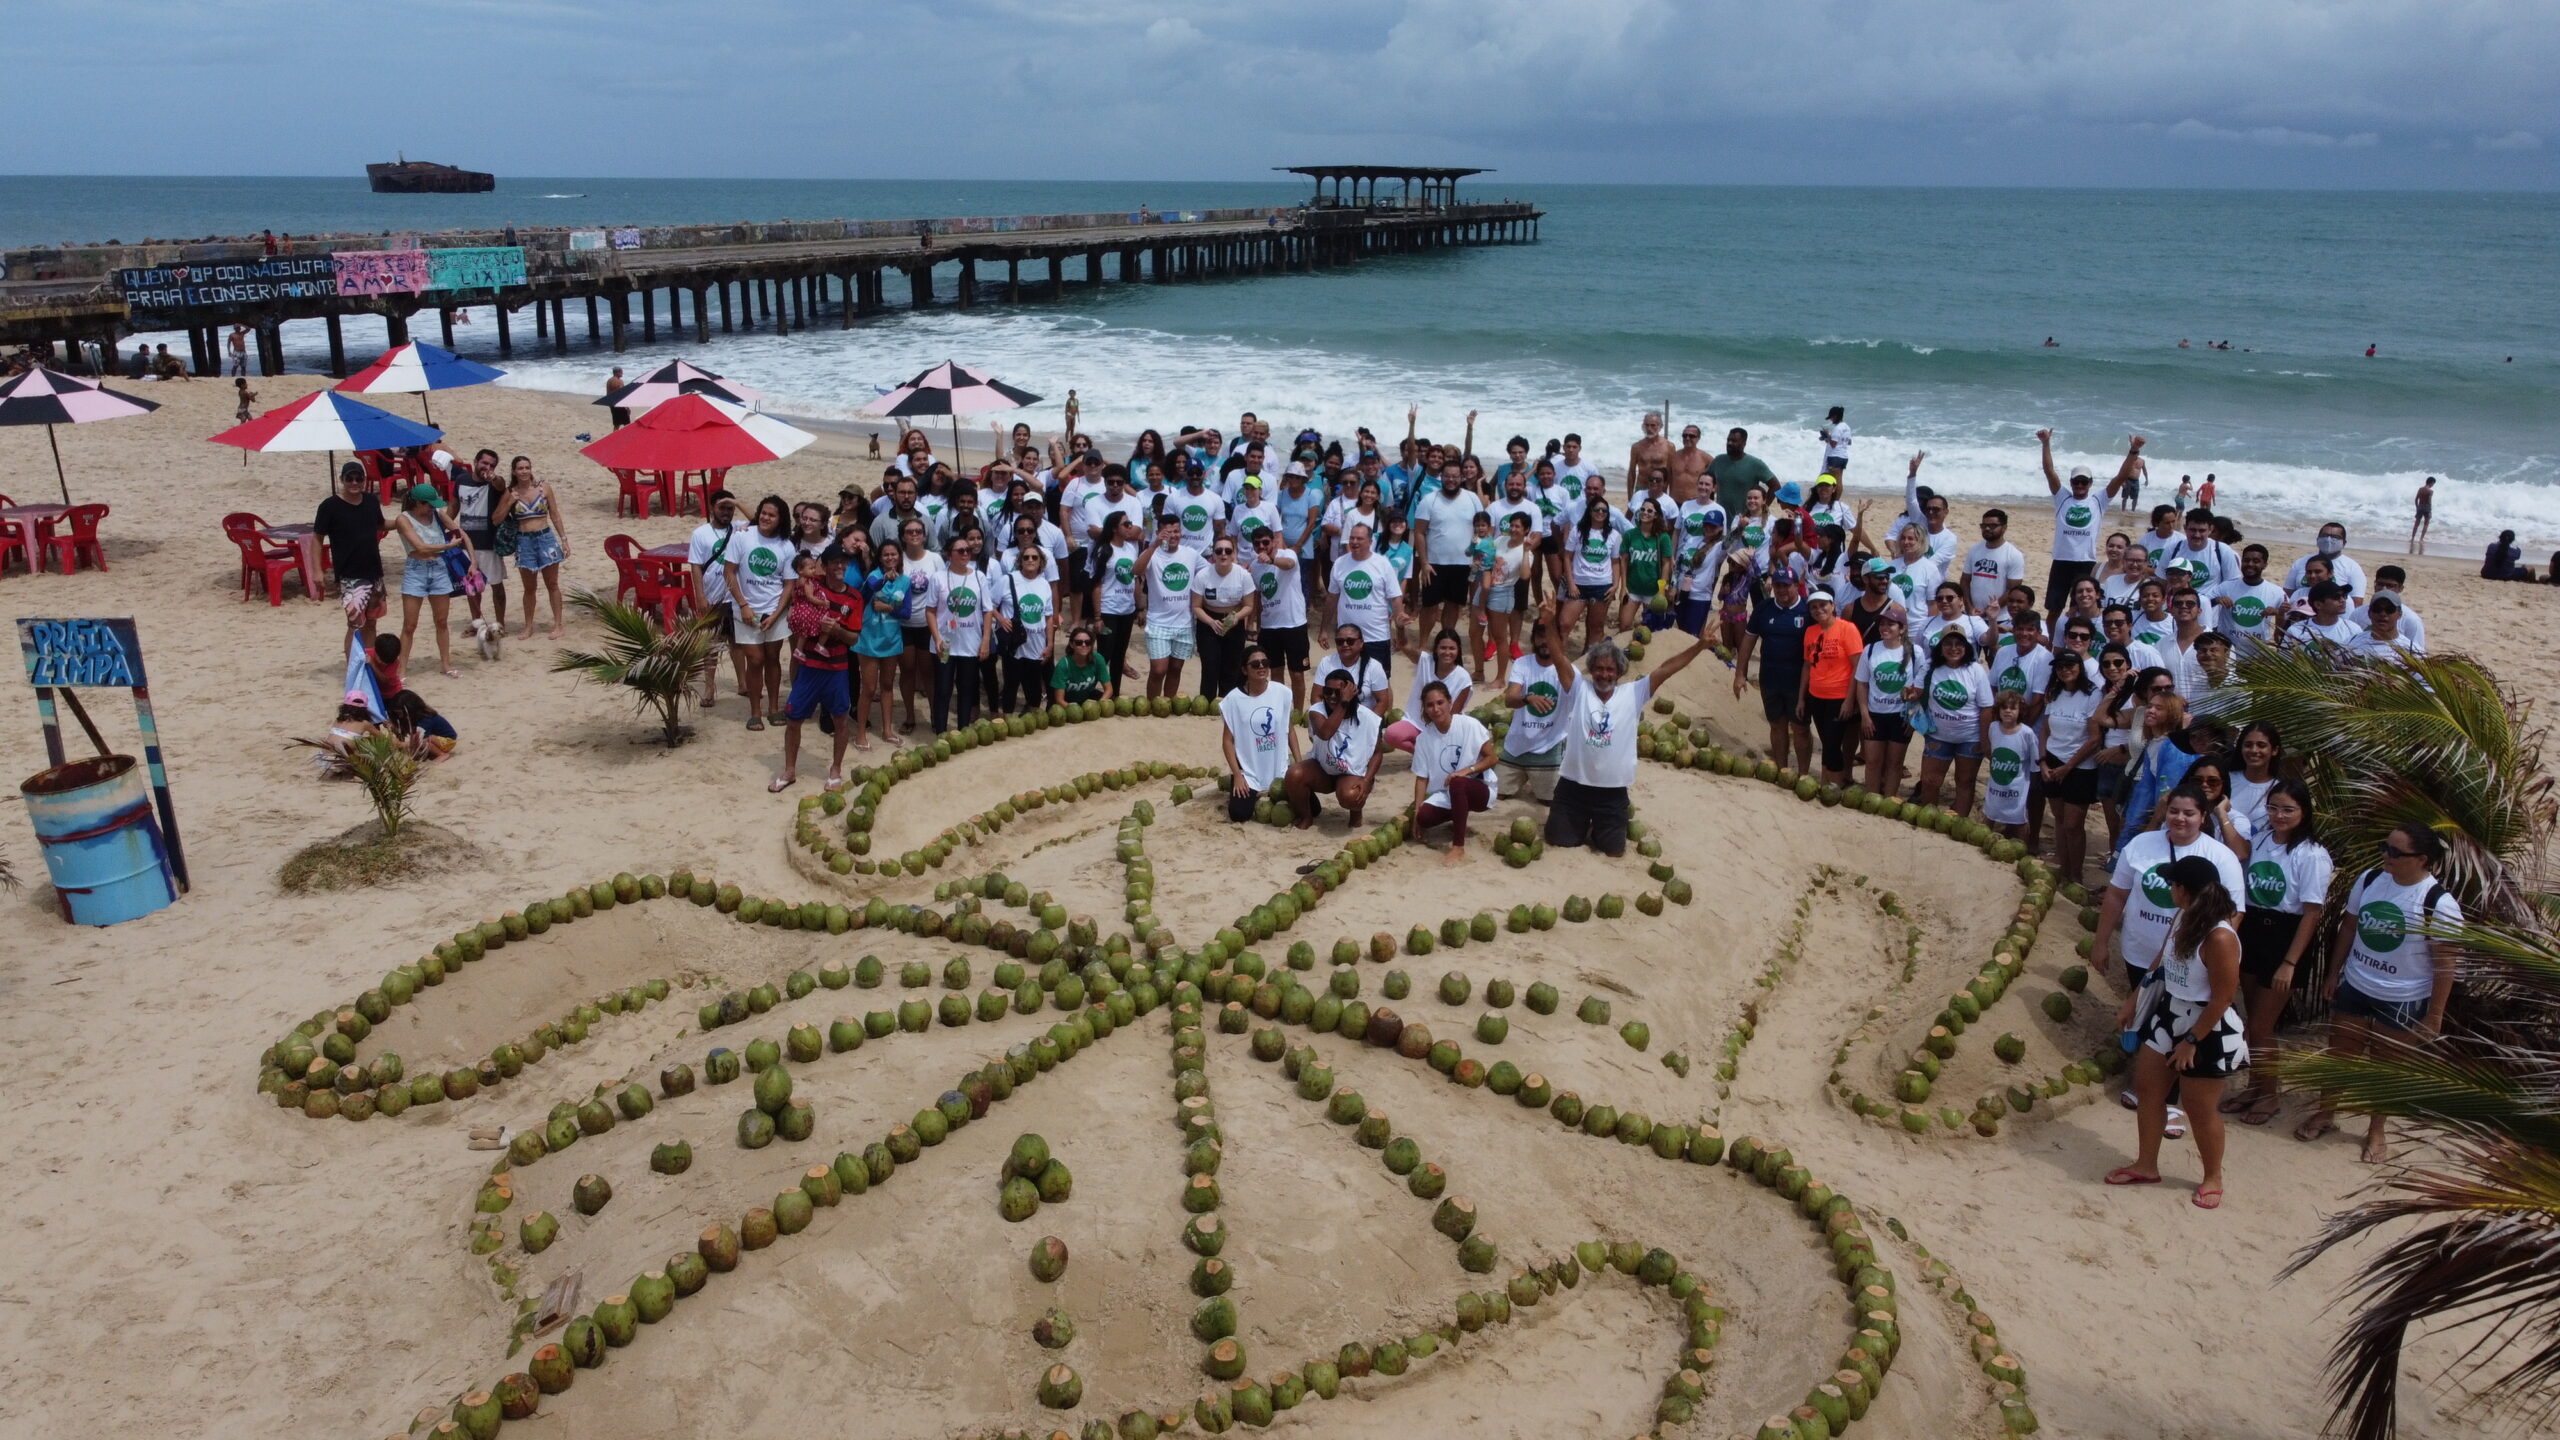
[552,589,723,748]
[2281,1042,2560,1155]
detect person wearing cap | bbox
[394,480,469,679]
[1818,406,1852,476]
[1228,473,1281,549]
[1799,589,1861,783]
[1772,478,1807,525]
[1733,568,1813,774]
[2039,429,2140,619]
[1804,472,1851,534]
[2348,564,2426,651]
[2346,592,2424,664]
[1847,555,1907,644]
[2283,581,2359,654]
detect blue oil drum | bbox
[21,754,177,926]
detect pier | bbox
[0,166,1536,377]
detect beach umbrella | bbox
[207,388,444,490]
[860,360,1041,467]
[578,392,812,472]
[333,341,505,424]
[596,359,766,415]
[0,366,159,503]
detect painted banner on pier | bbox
[330,249,430,296]
[115,255,337,311]
[568,230,607,252]
[423,246,525,292]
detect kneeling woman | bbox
[2108,855,2246,1209]
[1217,644,1297,821]
[1408,678,1497,866]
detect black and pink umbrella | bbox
[860,360,1042,464]
[0,366,160,502]
[596,359,765,415]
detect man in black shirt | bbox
[314,462,388,652]
[1734,569,1812,773]
[450,448,508,651]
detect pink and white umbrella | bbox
[0,366,160,502]
[334,341,505,424]
[597,359,765,415]
[860,361,1042,465]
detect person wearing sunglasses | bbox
[1315,625,1391,716]
[2296,824,2460,1160]
[1286,666,1384,831]
[1049,623,1110,707]
[1191,535,1258,699]
[1217,644,1297,822]
[1248,528,1310,713]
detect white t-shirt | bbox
[2100,572,2147,609]
[1567,526,1622,588]
[1229,499,1281,544]
[2112,637,2165,673]
[1822,422,1852,462]
[1077,491,1143,553]
[1963,541,2027,612]
[1220,684,1293,791]
[1558,675,1650,789]
[2157,536,2239,593]
[2042,682,2104,769]
[998,572,1055,661]
[931,565,989,656]
[1405,662,1474,722]
[1982,723,2040,825]
[1856,641,1917,714]
[2051,488,2103,564]
[1165,487,1221,550]
[1916,611,1988,654]
[1502,654,1570,756]
[1098,542,1141,617]
[689,520,742,604]
[1920,661,1995,744]
[1413,713,1497,810]
[2284,552,2368,600]
[2128,607,2175,652]
[2347,599,2425,652]
[1674,500,1728,572]
[1192,561,1256,614]
[1312,705,1381,777]
[728,531,795,616]
[2212,579,2288,645]
[2109,831,2246,973]
[1330,553,1400,642]
[2340,869,2461,1003]
[2347,628,2425,665]
[2244,836,2333,916]
[1252,550,1306,630]
[1413,489,1486,567]
[1314,653,1391,709]
[1144,546,1201,630]
[1882,519,1959,573]
[1884,556,1942,612]
[2286,616,2359,651]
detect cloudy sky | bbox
[9,0,2552,187]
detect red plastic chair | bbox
[638,556,686,630]
[615,468,672,519]
[603,534,644,603]
[222,514,306,604]
[0,492,27,575]
[677,467,729,516]
[39,504,110,574]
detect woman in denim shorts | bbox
[393,483,465,678]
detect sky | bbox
[6,0,2554,189]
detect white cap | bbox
[1285,462,1309,478]
[2068,465,2093,481]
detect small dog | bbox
[472,618,502,663]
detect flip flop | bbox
[2240,1094,2284,1127]
[2293,1115,2335,1143]
[746,716,766,732]
[2217,1093,2252,1115]
[767,775,796,793]
[823,776,844,792]
[2103,1167,2161,1186]
[2192,1184,2224,1210]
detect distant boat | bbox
[367,154,495,194]
[539,193,587,199]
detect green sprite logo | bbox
[2064,503,2093,528]
[2357,900,2408,954]
[1996,665,2027,693]
[1018,594,1045,623]
[2246,860,2287,908]
[747,547,781,578]
[1343,571,1374,601]
[1242,516,1269,537]
[1257,570,1279,599]
[2234,595,2267,628]
[947,586,977,617]
[1584,538,1607,563]
[1526,679,1558,712]
[1873,660,1905,690]
[1161,562,1191,592]
[2139,865,2174,909]
[2136,623,2167,645]
[1989,746,2022,786]
[1182,504,1210,531]
[1932,677,1969,712]
[1112,558,1135,584]
[1744,522,1766,547]
[1684,512,1707,535]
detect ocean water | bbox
[30,176,2552,546]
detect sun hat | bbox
[1775,481,1805,506]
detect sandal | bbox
[746,715,766,732]
[823,775,844,791]
[2293,1114,2335,1143]
[767,775,795,793]
[2239,1093,2284,1127]
[2217,1093,2252,1115]
[2192,1183,2224,1210]
[2163,1106,2188,1140]
[2103,1167,2160,1186]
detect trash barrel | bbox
[21,754,178,926]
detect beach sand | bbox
[0,377,2529,1439]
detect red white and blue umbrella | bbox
[208,389,443,489]
[0,366,159,502]
[596,359,765,415]
[334,341,505,424]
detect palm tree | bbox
[552,589,723,748]
[292,731,422,838]
[2280,915,2560,1440]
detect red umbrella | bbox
[578,393,812,471]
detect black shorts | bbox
[1067,550,1095,593]
[1865,712,1911,745]
[1760,681,1805,725]
[1424,563,1472,607]
[1538,532,1562,556]
[1263,624,1310,672]
[2136,987,2249,1078]
[2236,907,2301,988]
[1544,775,1631,856]
[2043,764,2099,806]
[900,624,930,654]
[2045,560,2095,607]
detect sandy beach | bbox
[0,376,2532,1439]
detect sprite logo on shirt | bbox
[2357,900,2408,954]
[1242,516,1269,538]
[1257,570,1280,599]
[1018,593,1045,623]
[1343,570,1374,601]
[2139,864,2174,909]
[947,585,977,617]
[1995,663,2028,693]
[1182,503,1210,532]
[2233,595,2267,629]
[1113,557,1135,584]
[1743,522,1766,547]
[747,546,781,578]
[1684,512,1708,535]
[1524,678,1558,715]
[1932,676,1969,712]
[1989,746,2023,786]
[1583,537,1607,563]
[2246,860,2287,909]
[1161,561,1191,592]
[1873,659,1905,689]
[2175,559,2208,585]
[2063,503,2093,529]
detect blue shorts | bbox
[401,554,455,598]
[2333,975,2427,1031]
[785,666,853,721]
[1676,596,1713,636]
[1574,582,1611,602]
[1924,736,1982,761]
[513,527,564,574]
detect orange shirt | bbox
[1802,616,1859,700]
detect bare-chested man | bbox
[1667,424,1710,504]
[1628,413,1672,494]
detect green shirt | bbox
[1050,650,1109,703]
[1707,452,1777,517]
[1625,532,1675,599]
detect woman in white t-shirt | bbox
[2226,779,2330,1126]
[1386,629,1474,752]
[1217,644,1298,822]
[2037,617,2109,881]
[1911,628,1996,817]
[1562,498,1625,658]
[925,533,991,734]
[2107,854,2246,1207]
[1915,582,1989,654]
[2226,723,2282,838]
[992,543,1059,716]
[2299,823,2462,1160]
[1094,511,1145,699]
[1407,678,1497,865]
[1848,610,1919,801]
[722,496,798,731]
[1477,511,1537,669]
